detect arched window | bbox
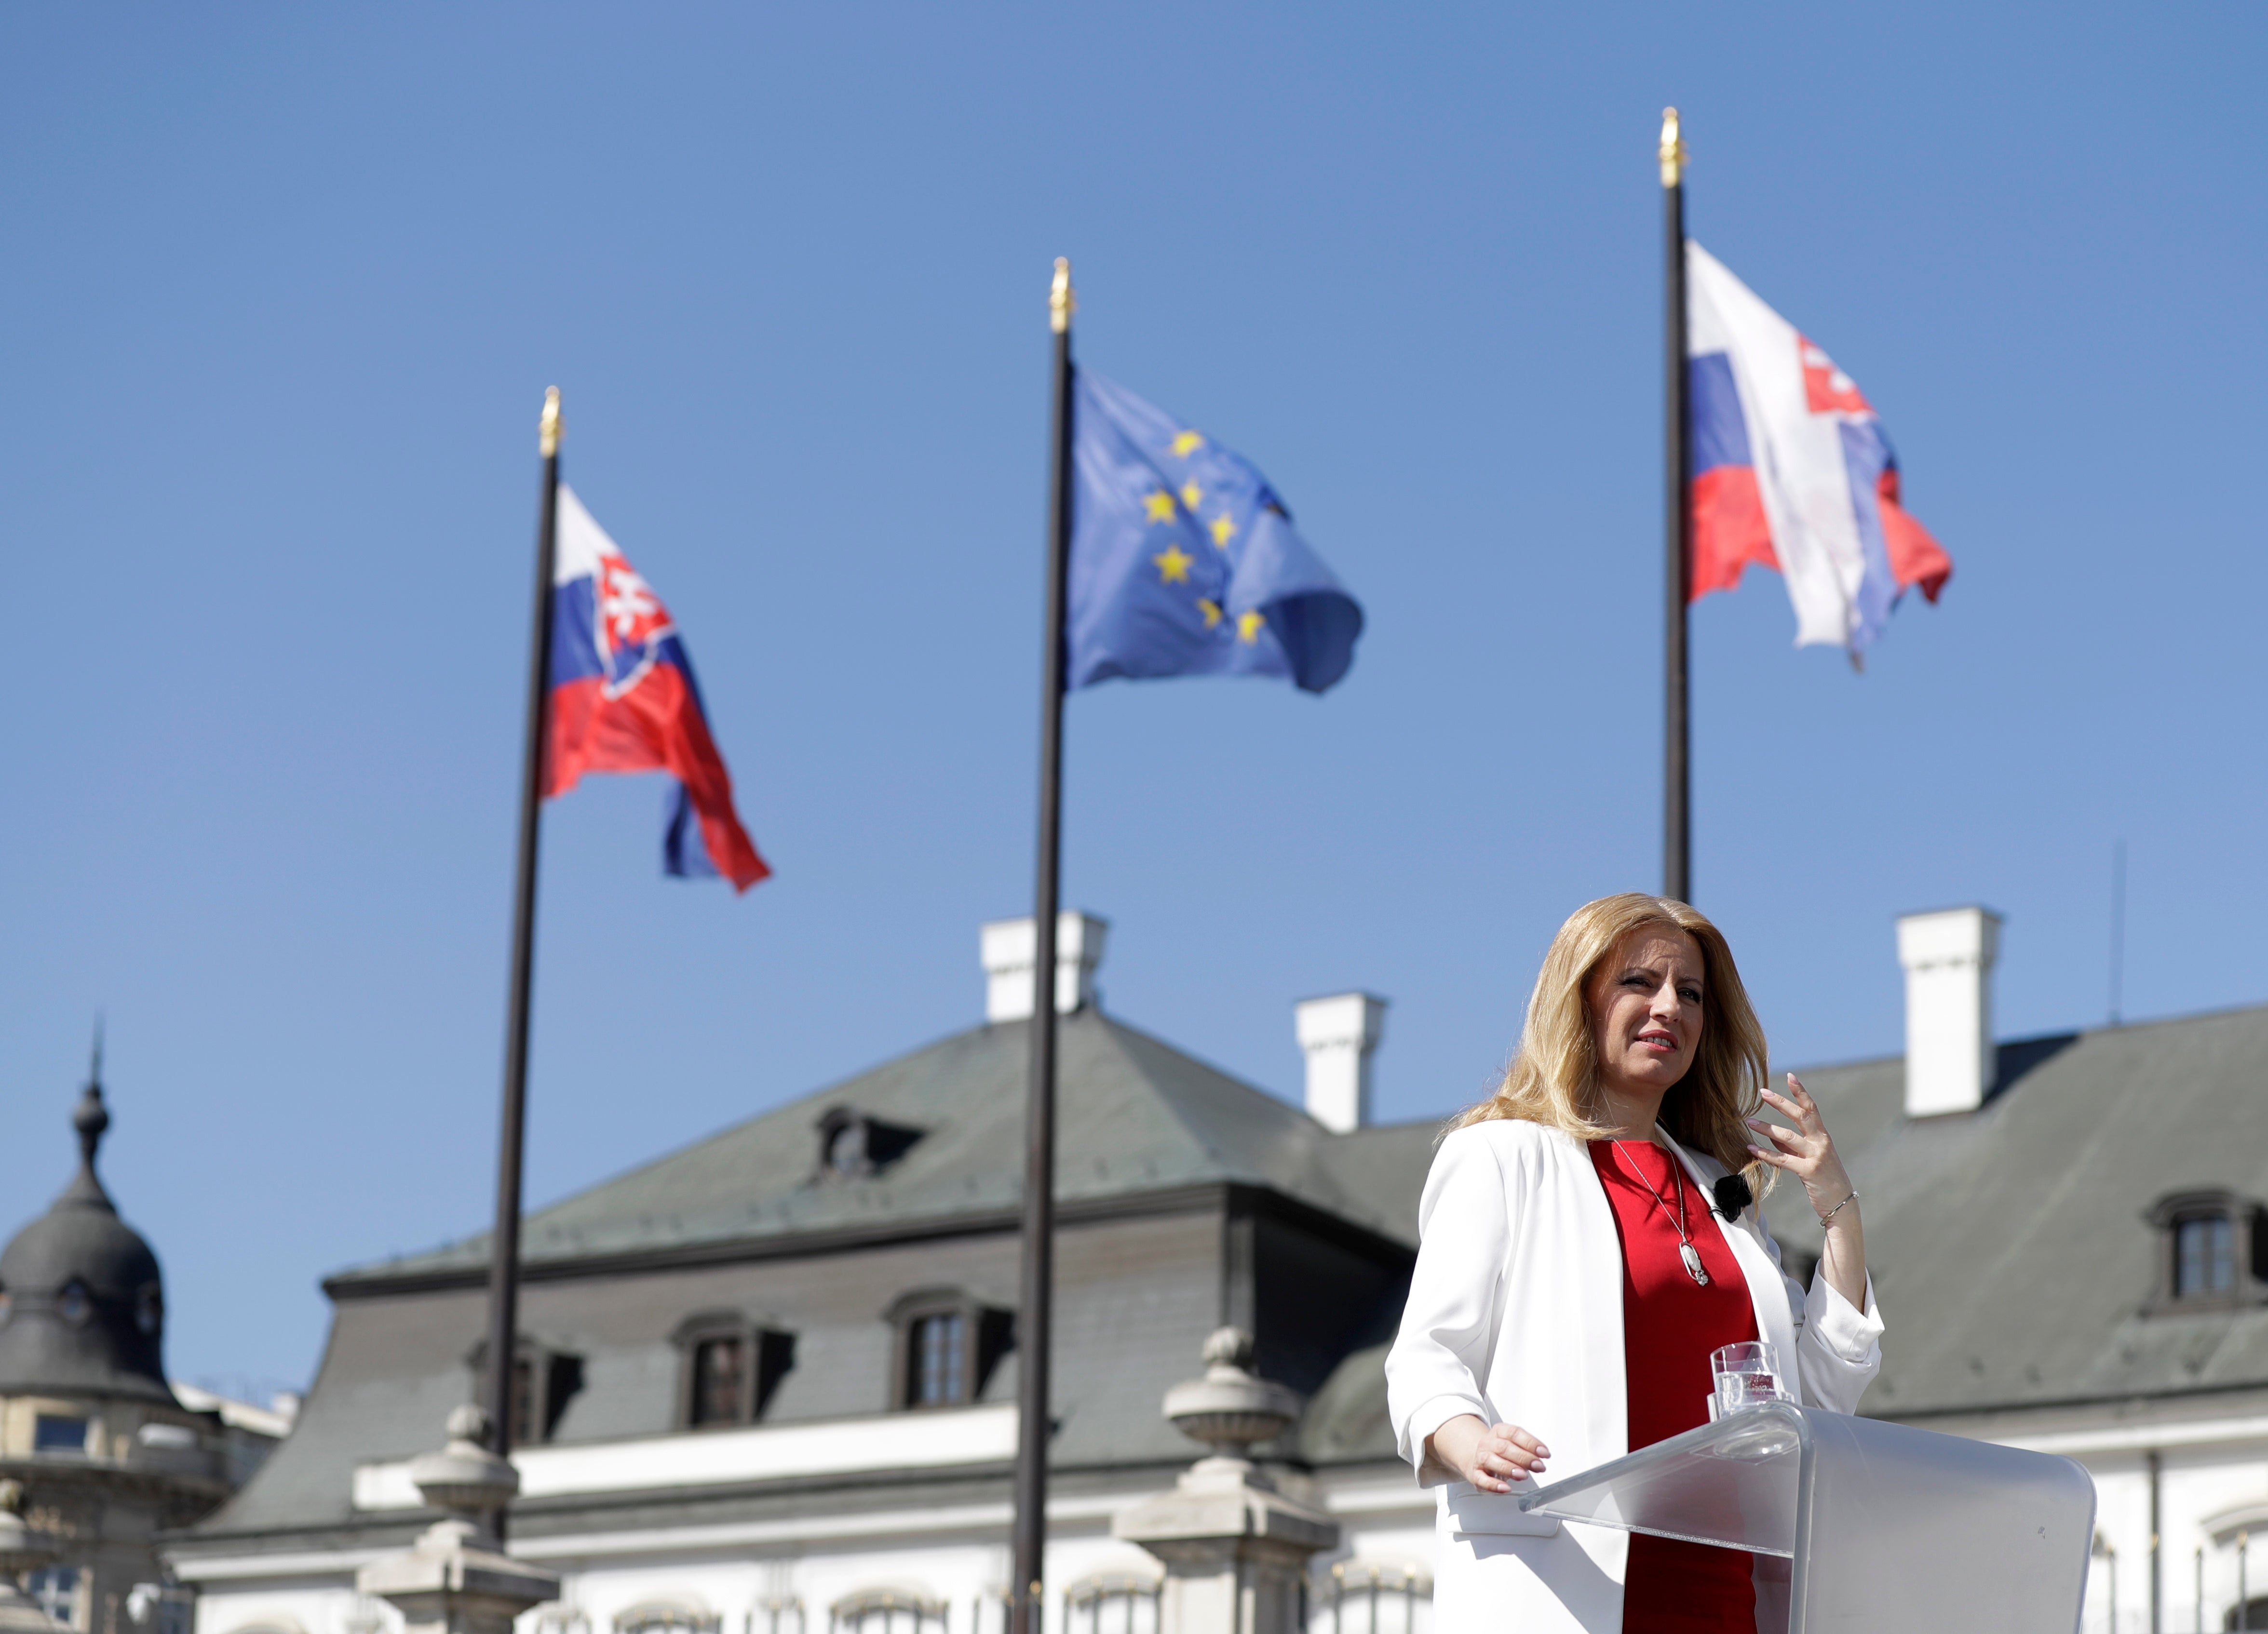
[1310,1561,1431,1634]
[1063,1574,1161,1634]
[827,1590,945,1634]
[882,1289,1013,1410]
[2146,1191,2268,1312]
[671,1313,796,1428]
[615,1602,720,1634]
[464,1335,584,1445]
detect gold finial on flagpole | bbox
[1659,107,1686,188]
[539,386,564,457]
[1049,257,1075,334]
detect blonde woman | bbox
[1384,894,1881,1633]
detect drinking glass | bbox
[1709,1340,1787,1419]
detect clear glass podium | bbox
[1516,1402,2095,1632]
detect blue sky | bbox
[2,3,2261,1393]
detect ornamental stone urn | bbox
[355,1406,561,1634]
[1112,1329,1339,1634]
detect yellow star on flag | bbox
[1171,429,1205,457]
[1238,609,1266,643]
[1197,598,1222,629]
[1144,489,1177,524]
[1210,514,1236,548]
[1180,482,1203,511]
[1153,544,1195,585]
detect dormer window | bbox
[2177,1213,2235,1297]
[672,1313,795,1428]
[466,1336,585,1445]
[814,1108,924,1181]
[2146,1190,2266,1311]
[884,1289,1012,1410]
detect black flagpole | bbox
[483,385,564,1536]
[1011,258,1075,1634]
[1660,109,1691,904]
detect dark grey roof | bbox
[0,1085,177,1406]
[183,1009,1442,1546]
[1766,1004,2268,1420]
[334,1011,1431,1290]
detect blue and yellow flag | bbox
[1067,372,1363,694]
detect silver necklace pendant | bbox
[1680,1242,1710,1286]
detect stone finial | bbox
[1163,1328,1300,1464]
[1114,1330,1337,1634]
[407,1405,519,1520]
[0,1483,65,1634]
[357,1411,557,1634]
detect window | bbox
[2146,1191,2268,1312]
[671,1313,795,1429]
[813,1108,924,1181]
[1310,1562,1431,1634]
[34,1415,89,1454]
[692,1336,746,1426]
[28,1566,80,1628]
[827,1590,945,1634]
[464,1337,584,1445]
[614,1603,718,1634]
[1064,1574,1161,1634]
[885,1289,1013,1411]
[2178,1214,2236,1297]
[910,1313,965,1407]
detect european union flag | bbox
[1067,371,1363,694]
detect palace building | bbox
[153,906,2268,1634]
[163,917,1439,1634]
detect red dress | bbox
[1588,1140,1759,1634]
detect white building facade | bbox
[162,908,2268,1634]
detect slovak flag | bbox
[1687,242,1952,657]
[548,486,770,891]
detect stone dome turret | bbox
[0,1068,175,1406]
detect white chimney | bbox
[981,913,1109,1022]
[1896,906,2002,1118]
[1296,992,1388,1133]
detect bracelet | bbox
[1816,1189,1859,1226]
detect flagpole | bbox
[1660,109,1691,904]
[1011,258,1075,1634]
[483,386,564,1535]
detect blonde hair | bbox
[1457,893,1770,1186]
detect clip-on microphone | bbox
[1712,1174,1753,1222]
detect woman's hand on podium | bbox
[1425,1414,1549,1492]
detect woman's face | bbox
[1586,924,1706,1100]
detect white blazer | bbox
[1383,1118,1884,1633]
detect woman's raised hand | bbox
[1425,1414,1550,1492]
[1747,1072,1869,1309]
[1745,1074,1855,1216]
